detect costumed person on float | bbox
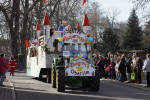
[65,25,71,31]
[58,21,67,31]
[8,54,17,76]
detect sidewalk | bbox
[101,78,150,91]
[0,77,16,100]
[0,69,25,100]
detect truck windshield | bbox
[63,43,87,57]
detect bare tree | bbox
[132,0,150,8]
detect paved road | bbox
[7,73,150,100]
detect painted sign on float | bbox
[65,59,95,76]
[63,31,85,44]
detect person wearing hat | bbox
[125,53,132,83]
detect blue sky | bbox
[96,0,134,22]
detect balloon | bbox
[80,53,83,57]
[85,39,90,44]
[82,55,87,59]
[70,57,74,62]
[63,36,67,40]
[60,41,64,45]
[74,55,78,58]
[86,33,90,37]
[58,37,63,42]
[78,54,82,59]
[88,37,93,42]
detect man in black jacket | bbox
[118,54,126,82]
[137,57,143,84]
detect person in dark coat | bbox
[118,54,126,82]
[97,55,105,78]
[137,57,143,84]
[126,53,132,83]
[18,53,23,71]
[104,54,110,79]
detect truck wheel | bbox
[90,69,100,91]
[52,67,56,88]
[57,68,65,92]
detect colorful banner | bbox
[65,59,95,76]
[63,31,85,44]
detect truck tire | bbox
[57,68,65,92]
[52,67,56,88]
[90,69,100,91]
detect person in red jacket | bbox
[8,54,17,76]
[0,53,8,86]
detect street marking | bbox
[7,78,16,100]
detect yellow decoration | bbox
[58,37,63,42]
[85,39,90,44]
[80,53,83,57]
[77,67,83,71]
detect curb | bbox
[101,79,150,91]
[7,78,16,100]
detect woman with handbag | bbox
[131,54,138,83]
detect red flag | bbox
[25,40,30,48]
[83,0,86,5]
[43,0,46,3]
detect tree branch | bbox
[0,6,10,24]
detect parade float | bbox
[26,0,100,92]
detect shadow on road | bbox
[11,74,150,100]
